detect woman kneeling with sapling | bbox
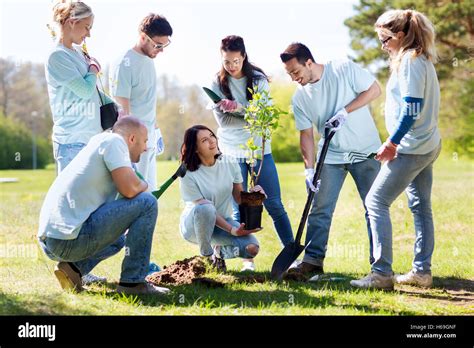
[178,125,265,272]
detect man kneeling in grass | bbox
[38,117,169,295]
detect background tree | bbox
[270,82,302,162]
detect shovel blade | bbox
[270,243,305,280]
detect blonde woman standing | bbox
[46,0,112,173]
[351,9,441,290]
[45,0,116,286]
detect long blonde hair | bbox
[47,0,93,41]
[375,9,437,71]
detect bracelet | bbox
[230,227,238,236]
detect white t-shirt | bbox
[292,59,381,164]
[45,44,102,145]
[385,52,441,154]
[110,49,157,132]
[179,155,243,220]
[210,72,272,158]
[38,133,132,240]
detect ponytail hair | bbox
[47,0,93,41]
[375,9,437,71]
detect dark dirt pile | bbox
[146,256,224,288]
[146,255,273,287]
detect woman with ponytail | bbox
[46,1,112,173]
[351,10,442,290]
[209,35,294,272]
[45,1,117,286]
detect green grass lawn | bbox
[0,156,473,315]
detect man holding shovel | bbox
[38,117,169,295]
[280,43,382,280]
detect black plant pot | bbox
[239,204,264,230]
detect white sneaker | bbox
[82,273,107,285]
[395,270,433,288]
[117,282,170,295]
[350,271,394,290]
[241,261,256,272]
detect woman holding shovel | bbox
[351,9,442,290]
[209,35,294,271]
[179,125,265,272]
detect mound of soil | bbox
[146,256,274,287]
[146,256,224,288]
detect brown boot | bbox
[283,261,324,281]
[54,262,83,292]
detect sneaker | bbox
[82,273,107,285]
[210,254,227,272]
[207,246,226,272]
[290,261,324,274]
[117,282,170,295]
[283,261,324,281]
[241,260,256,272]
[395,270,433,288]
[54,262,83,292]
[350,271,394,290]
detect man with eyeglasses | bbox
[110,13,172,191]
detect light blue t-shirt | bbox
[110,49,157,131]
[211,73,272,158]
[38,133,132,240]
[385,52,441,154]
[45,44,102,145]
[292,59,381,164]
[180,155,243,220]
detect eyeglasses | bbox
[144,33,171,50]
[380,36,392,45]
[222,58,242,68]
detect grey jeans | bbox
[180,203,259,259]
[366,142,442,275]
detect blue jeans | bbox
[52,141,127,273]
[39,192,158,283]
[181,204,259,259]
[233,154,294,247]
[53,141,86,174]
[304,159,380,266]
[366,142,442,276]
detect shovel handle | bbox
[152,177,174,199]
[294,127,336,245]
[135,164,187,200]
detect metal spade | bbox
[271,126,337,280]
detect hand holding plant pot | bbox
[239,87,286,230]
[230,223,263,236]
